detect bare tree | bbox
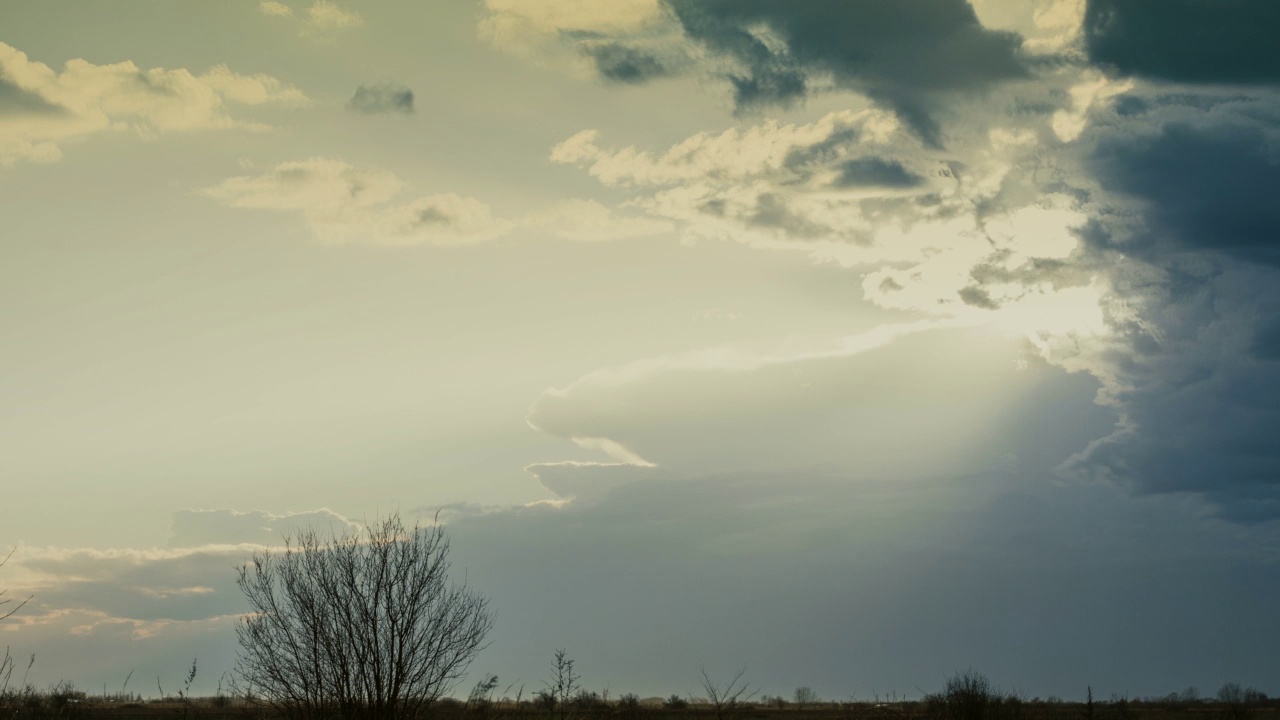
[545,649,580,720]
[1,547,31,697]
[697,667,758,720]
[234,512,494,720]
[1,549,30,623]
[794,687,818,710]
[1217,683,1260,720]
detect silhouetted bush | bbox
[664,695,689,710]
[923,671,1029,720]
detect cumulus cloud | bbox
[548,110,978,257]
[347,83,415,115]
[203,158,511,245]
[548,110,1106,335]
[0,42,306,167]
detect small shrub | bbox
[535,690,558,712]
[925,671,997,720]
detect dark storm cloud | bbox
[1084,0,1280,85]
[662,0,1029,145]
[440,469,1280,698]
[346,83,415,115]
[1062,106,1280,513]
[944,84,1280,518]
[1092,120,1280,266]
[15,474,1280,698]
[1068,350,1280,520]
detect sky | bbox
[2,0,1280,703]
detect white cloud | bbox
[549,111,901,187]
[527,323,1114,481]
[304,0,363,32]
[0,42,306,167]
[549,111,1111,349]
[478,0,678,75]
[969,0,1086,54]
[206,161,687,246]
[199,64,308,107]
[204,158,511,245]
[258,0,293,17]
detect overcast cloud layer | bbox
[3,0,1280,702]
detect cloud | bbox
[665,0,1029,144]
[167,508,361,548]
[547,112,1104,327]
[260,1,362,36]
[478,0,678,76]
[539,31,1280,521]
[528,324,1114,481]
[442,473,1280,699]
[832,157,926,189]
[0,540,249,693]
[970,0,1087,54]
[203,158,511,245]
[480,0,1036,146]
[1091,115,1280,266]
[304,0,363,32]
[546,110,980,255]
[258,0,292,17]
[525,461,664,504]
[521,198,674,241]
[0,42,306,167]
[584,43,678,84]
[7,482,1280,699]
[1084,0,1280,86]
[11,546,253,624]
[205,158,684,246]
[1004,87,1280,516]
[347,83,415,115]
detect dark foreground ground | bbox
[1,696,1276,720]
